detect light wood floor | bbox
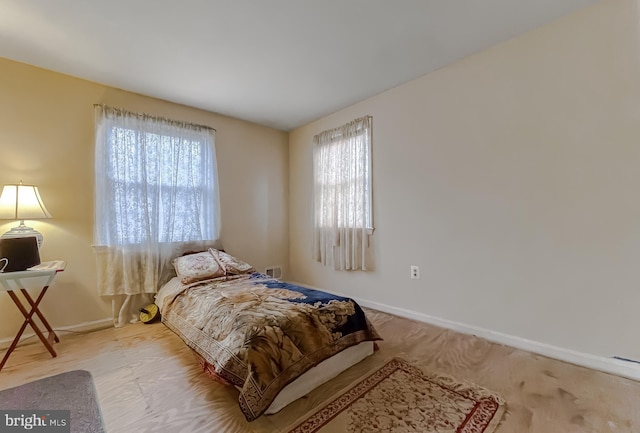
[1,308,639,432]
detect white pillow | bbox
[172,250,225,284]
[209,249,254,275]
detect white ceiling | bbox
[0,0,598,131]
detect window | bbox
[312,116,373,270]
[94,105,220,246]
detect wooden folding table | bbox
[0,261,66,371]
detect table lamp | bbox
[0,181,52,248]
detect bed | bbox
[154,248,381,421]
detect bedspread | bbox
[161,273,381,421]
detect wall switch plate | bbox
[410,265,420,279]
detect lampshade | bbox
[0,182,52,248]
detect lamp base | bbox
[1,221,43,248]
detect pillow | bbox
[172,250,225,284]
[209,249,254,275]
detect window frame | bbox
[94,106,220,246]
[313,116,374,234]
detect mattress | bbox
[264,340,374,414]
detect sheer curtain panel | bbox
[94,105,221,326]
[313,116,373,270]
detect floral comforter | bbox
[161,273,381,421]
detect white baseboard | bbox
[291,281,640,382]
[0,318,113,350]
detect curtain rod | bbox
[93,104,216,132]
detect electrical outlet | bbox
[410,265,420,279]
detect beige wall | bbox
[0,58,289,341]
[289,0,640,360]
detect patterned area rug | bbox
[288,357,506,433]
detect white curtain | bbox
[94,105,221,326]
[312,116,372,270]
